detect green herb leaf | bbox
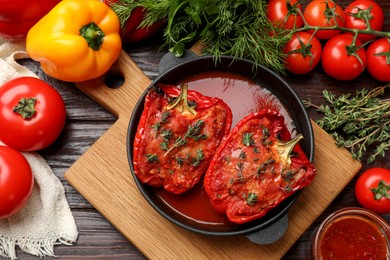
[244,192,258,206]
[242,132,255,147]
[191,149,205,167]
[305,85,390,163]
[164,119,206,156]
[145,154,159,163]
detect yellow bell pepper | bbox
[26,0,122,82]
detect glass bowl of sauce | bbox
[313,207,390,260]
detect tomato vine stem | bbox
[295,5,390,40]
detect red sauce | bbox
[156,178,231,225]
[320,216,388,260]
[154,71,294,225]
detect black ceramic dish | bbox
[126,55,314,244]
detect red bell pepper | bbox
[0,0,61,41]
[204,109,316,224]
[104,0,164,42]
[133,84,232,194]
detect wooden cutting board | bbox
[64,50,362,259]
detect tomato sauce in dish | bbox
[184,71,295,132]
[319,216,388,260]
[154,71,295,225]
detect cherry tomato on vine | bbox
[303,0,345,40]
[283,31,322,74]
[267,0,304,30]
[0,145,34,218]
[355,168,390,215]
[0,77,66,151]
[366,38,390,82]
[344,0,384,43]
[322,34,366,81]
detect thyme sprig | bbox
[191,149,205,167]
[145,154,159,163]
[164,119,207,156]
[151,111,171,137]
[304,85,390,163]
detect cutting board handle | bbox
[76,50,152,119]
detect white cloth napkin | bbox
[0,39,78,259]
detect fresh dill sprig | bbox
[304,85,390,163]
[110,0,170,29]
[110,0,292,75]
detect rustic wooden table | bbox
[14,0,390,258]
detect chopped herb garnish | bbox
[239,151,246,159]
[244,192,258,206]
[176,157,184,166]
[160,142,168,150]
[261,126,270,138]
[282,170,294,182]
[256,164,266,176]
[191,149,204,167]
[187,120,207,140]
[242,132,255,147]
[253,146,260,154]
[255,157,276,176]
[145,154,159,163]
[236,162,244,180]
[151,111,171,137]
[164,120,207,156]
[160,128,173,141]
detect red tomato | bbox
[0,77,66,151]
[0,145,34,218]
[355,168,390,214]
[344,0,384,43]
[0,0,61,41]
[322,34,366,80]
[104,0,164,42]
[303,0,345,40]
[283,32,322,74]
[267,0,304,30]
[366,38,390,82]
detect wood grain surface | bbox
[13,0,390,258]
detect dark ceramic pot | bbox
[126,54,314,244]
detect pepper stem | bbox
[13,97,37,119]
[166,83,196,115]
[276,134,304,164]
[80,22,105,51]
